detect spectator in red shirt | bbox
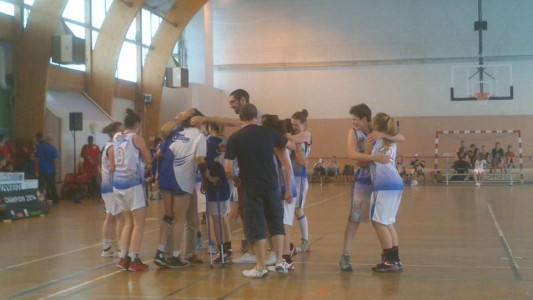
[81,135,101,196]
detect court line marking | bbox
[486,203,522,280]
[36,269,125,300]
[301,261,533,270]
[0,228,159,271]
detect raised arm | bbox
[160,108,196,138]
[347,129,389,164]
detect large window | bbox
[0,1,15,16]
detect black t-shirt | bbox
[225,124,287,192]
[452,159,471,173]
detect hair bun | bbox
[302,109,308,117]
[126,108,135,115]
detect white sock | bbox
[120,249,128,258]
[297,215,308,241]
[172,250,181,258]
[102,239,112,250]
[158,244,165,251]
[129,252,139,260]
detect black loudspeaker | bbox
[69,112,83,131]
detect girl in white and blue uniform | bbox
[290,109,312,253]
[369,112,404,273]
[100,122,123,258]
[113,109,152,272]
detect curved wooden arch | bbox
[14,0,67,140]
[87,0,145,114]
[142,0,208,139]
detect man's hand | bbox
[284,190,292,203]
[367,131,384,143]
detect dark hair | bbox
[102,122,123,137]
[207,122,224,135]
[281,119,292,134]
[230,89,250,103]
[349,103,372,122]
[35,132,43,141]
[124,108,141,129]
[153,137,162,145]
[239,103,257,121]
[182,108,204,128]
[291,109,308,124]
[261,114,284,134]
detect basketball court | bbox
[1,182,532,299]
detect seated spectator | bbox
[313,158,326,176]
[467,144,478,166]
[325,156,339,176]
[490,142,505,174]
[457,140,467,160]
[451,156,471,180]
[409,154,425,186]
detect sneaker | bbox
[296,239,311,253]
[267,261,289,274]
[117,256,131,270]
[214,250,233,264]
[339,254,353,272]
[475,182,480,187]
[128,258,149,272]
[395,260,403,270]
[233,253,257,264]
[411,180,418,186]
[265,251,276,266]
[208,242,217,255]
[242,267,269,279]
[185,254,204,264]
[372,260,401,273]
[166,256,190,269]
[101,247,115,258]
[287,261,295,270]
[153,250,167,267]
[290,243,299,257]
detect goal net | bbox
[434,129,523,183]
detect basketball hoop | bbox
[474,92,491,101]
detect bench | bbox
[442,171,514,186]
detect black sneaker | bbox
[153,250,167,267]
[166,256,190,269]
[372,260,401,273]
[214,250,233,264]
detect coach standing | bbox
[224,103,293,278]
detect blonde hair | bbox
[371,112,398,150]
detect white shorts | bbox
[207,200,230,217]
[113,184,147,212]
[472,169,485,175]
[295,176,309,209]
[350,181,372,223]
[370,190,402,225]
[102,192,121,216]
[195,182,206,213]
[283,197,297,225]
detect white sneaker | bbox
[411,180,418,186]
[475,182,480,187]
[101,248,116,258]
[242,267,269,279]
[267,261,289,274]
[265,251,276,266]
[233,253,257,264]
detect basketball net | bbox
[474,92,491,101]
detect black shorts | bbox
[241,185,285,243]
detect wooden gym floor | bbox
[1,182,532,299]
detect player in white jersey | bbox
[368,112,404,273]
[154,109,214,268]
[339,104,404,272]
[289,109,313,253]
[114,109,152,272]
[100,122,124,258]
[472,157,487,186]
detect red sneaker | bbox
[117,256,131,270]
[128,258,149,272]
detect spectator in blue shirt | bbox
[36,134,59,204]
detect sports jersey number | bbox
[115,148,125,166]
